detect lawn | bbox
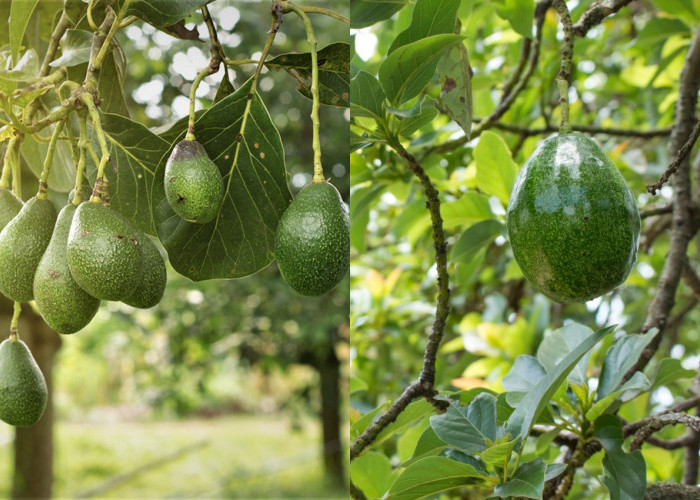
[0,414,347,498]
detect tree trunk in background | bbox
[0,299,61,499]
[317,342,345,489]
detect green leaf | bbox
[386,456,484,500]
[98,49,129,116]
[597,329,657,399]
[378,34,465,105]
[350,184,385,252]
[585,372,650,422]
[437,41,472,138]
[93,112,171,234]
[350,0,408,29]
[545,463,567,481]
[430,402,488,453]
[350,451,394,499]
[63,0,88,25]
[594,414,646,500]
[119,0,211,28]
[465,393,498,441]
[49,29,93,67]
[479,438,518,467]
[266,43,349,107]
[350,377,369,394]
[399,104,438,137]
[474,130,518,205]
[450,220,503,264]
[21,125,77,193]
[650,357,697,389]
[502,355,546,392]
[12,85,50,108]
[350,70,386,120]
[9,0,40,64]
[405,426,446,465]
[494,458,546,498]
[375,400,436,448]
[441,192,493,228]
[506,325,615,442]
[537,323,596,385]
[0,48,39,81]
[351,402,389,441]
[387,0,460,54]
[213,72,235,104]
[154,77,292,280]
[494,0,535,39]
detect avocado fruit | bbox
[164,140,224,224]
[67,202,143,301]
[0,197,57,302]
[0,338,48,427]
[34,204,101,334]
[123,234,167,309]
[275,181,349,296]
[0,188,22,231]
[506,132,641,303]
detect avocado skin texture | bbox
[0,188,22,231]
[123,234,167,308]
[0,197,57,302]
[34,204,101,334]
[0,338,48,427]
[164,140,224,224]
[67,202,143,301]
[506,132,641,303]
[275,181,349,296]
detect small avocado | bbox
[0,197,57,302]
[66,202,143,301]
[123,234,167,309]
[0,188,22,231]
[506,132,641,303]
[34,204,101,334]
[0,338,48,427]
[164,139,224,224]
[274,181,349,296]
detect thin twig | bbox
[572,0,634,37]
[641,204,673,218]
[488,121,672,138]
[647,118,700,194]
[630,413,700,452]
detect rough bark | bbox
[318,341,345,488]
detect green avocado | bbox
[0,338,48,427]
[0,188,23,231]
[164,139,224,224]
[506,132,641,303]
[66,202,143,301]
[123,234,167,309]
[275,181,349,296]
[0,197,57,302]
[34,204,101,334]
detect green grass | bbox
[0,414,348,499]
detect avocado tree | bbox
[350,1,700,498]
[0,0,349,496]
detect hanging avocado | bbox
[506,132,641,303]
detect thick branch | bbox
[572,0,635,37]
[630,413,700,451]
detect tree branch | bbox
[488,121,672,138]
[630,413,700,451]
[572,0,635,37]
[647,117,700,195]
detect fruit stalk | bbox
[73,115,90,205]
[37,120,65,199]
[9,302,20,341]
[553,0,574,133]
[185,67,211,142]
[79,92,110,201]
[286,2,325,182]
[84,0,131,92]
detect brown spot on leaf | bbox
[442,77,457,93]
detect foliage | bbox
[350,0,700,498]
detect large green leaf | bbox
[494,458,546,498]
[536,322,596,385]
[594,415,646,500]
[154,77,292,280]
[450,220,503,263]
[386,456,485,500]
[49,29,93,67]
[437,41,472,138]
[9,0,40,64]
[378,34,464,105]
[92,112,171,235]
[387,0,460,54]
[350,0,408,29]
[374,400,436,449]
[350,70,386,121]
[118,0,211,28]
[430,402,488,453]
[650,357,697,390]
[597,329,657,399]
[474,130,518,205]
[266,43,349,107]
[585,372,650,422]
[506,324,615,442]
[351,451,395,499]
[441,192,493,228]
[0,48,38,81]
[494,0,535,39]
[21,123,77,193]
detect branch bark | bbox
[572,0,635,37]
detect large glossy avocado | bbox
[0,338,48,427]
[0,188,22,231]
[67,202,143,301]
[34,204,101,334]
[275,181,349,296]
[164,139,224,224]
[506,132,640,303]
[123,234,167,309]
[0,197,57,302]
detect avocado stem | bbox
[553,0,574,133]
[36,119,65,199]
[79,92,111,200]
[186,67,211,142]
[9,302,20,342]
[285,2,325,183]
[72,115,90,205]
[0,136,19,190]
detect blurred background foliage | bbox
[0,0,349,497]
[350,0,700,496]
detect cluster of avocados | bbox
[506,131,641,303]
[0,188,167,335]
[165,138,350,297]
